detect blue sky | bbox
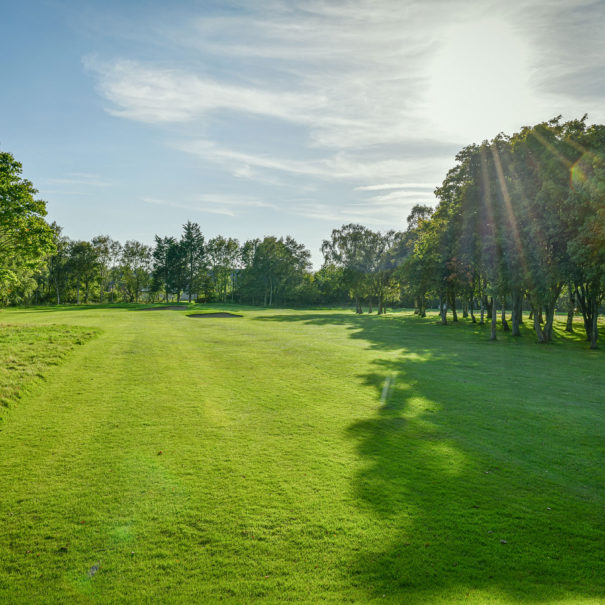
[1,0,604,266]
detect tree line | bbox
[1,115,603,347]
[400,116,604,348]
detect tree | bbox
[0,151,55,302]
[322,224,375,313]
[92,235,121,303]
[152,235,177,302]
[67,240,99,304]
[315,263,349,304]
[206,236,240,302]
[120,240,151,302]
[180,221,205,303]
[45,223,70,304]
[366,230,402,315]
[238,236,311,306]
[565,123,605,348]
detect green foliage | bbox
[406,117,605,346]
[314,263,349,303]
[206,235,240,302]
[180,221,205,303]
[0,151,55,301]
[120,240,152,303]
[238,235,312,305]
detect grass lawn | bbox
[0,305,603,604]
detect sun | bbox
[426,17,541,143]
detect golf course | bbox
[0,305,602,604]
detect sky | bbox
[1,0,604,266]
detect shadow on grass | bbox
[255,311,605,602]
[5,303,143,314]
[7,302,268,315]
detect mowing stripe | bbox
[380,375,394,403]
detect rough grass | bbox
[0,305,602,604]
[0,323,99,413]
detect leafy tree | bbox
[322,224,375,313]
[67,240,99,304]
[45,223,70,304]
[565,123,605,348]
[206,236,240,302]
[0,151,55,301]
[315,263,349,304]
[239,236,311,306]
[180,221,205,303]
[120,240,151,302]
[152,236,177,302]
[92,235,121,303]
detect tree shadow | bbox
[6,303,140,314]
[255,311,605,602]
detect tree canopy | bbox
[0,151,55,303]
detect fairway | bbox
[0,306,603,604]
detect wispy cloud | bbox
[85,57,324,126]
[86,0,604,241]
[141,193,276,218]
[177,139,448,185]
[354,183,435,192]
[285,199,419,227]
[46,173,112,188]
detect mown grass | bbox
[0,323,99,413]
[0,305,602,604]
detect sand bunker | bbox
[139,306,188,311]
[187,312,243,318]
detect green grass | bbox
[0,323,99,413]
[0,304,603,604]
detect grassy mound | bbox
[0,324,99,413]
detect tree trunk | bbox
[565,284,575,333]
[533,306,546,343]
[450,291,458,322]
[589,297,599,349]
[440,293,448,325]
[470,297,476,323]
[462,300,468,319]
[511,288,521,337]
[485,295,492,320]
[490,296,497,340]
[368,298,373,314]
[479,296,485,324]
[501,298,510,331]
[575,284,591,341]
[542,303,557,343]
